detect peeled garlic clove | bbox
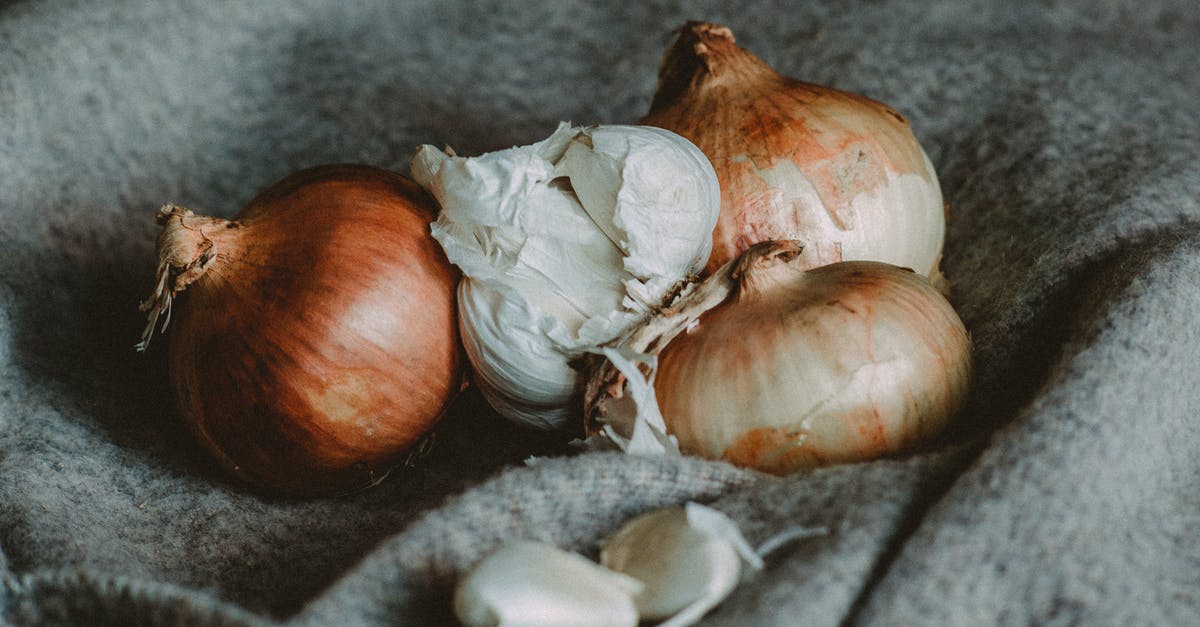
[600,503,761,625]
[454,540,642,627]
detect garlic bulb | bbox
[643,22,947,285]
[600,503,762,626]
[585,240,971,473]
[412,123,720,429]
[453,540,642,627]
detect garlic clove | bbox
[600,503,761,625]
[454,540,642,627]
[569,125,720,287]
[456,280,581,430]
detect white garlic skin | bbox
[655,259,971,473]
[453,541,642,627]
[412,123,720,429]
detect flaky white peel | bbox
[413,123,719,429]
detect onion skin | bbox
[140,165,463,497]
[656,245,970,473]
[643,22,947,284]
[583,241,970,474]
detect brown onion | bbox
[585,241,970,474]
[642,22,947,286]
[137,165,463,496]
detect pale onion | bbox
[642,22,947,286]
[411,123,720,430]
[584,240,971,474]
[453,541,642,627]
[137,165,463,496]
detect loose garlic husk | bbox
[453,540,642,627]
[584,240,971,473]
[643,22,947,286]
[600,503,762,626]
[412,123,720,430]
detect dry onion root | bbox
[137,165,464,497]
[584,240,971,474]
[643,21,948,289]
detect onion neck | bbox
[136,205,236,351]
[647,21,784,117]
[729,240,806,302]
[581,240,804,436]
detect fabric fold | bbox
[1,1,1198,625]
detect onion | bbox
[584,241,971,474]
[642,22,947,286]
[137,165,463,496]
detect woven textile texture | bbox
[2,1,1198,624]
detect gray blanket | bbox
[2,1,1198,625]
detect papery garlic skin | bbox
[412,123,720,429]
[643,22,946,283]
[454,541,642,627]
